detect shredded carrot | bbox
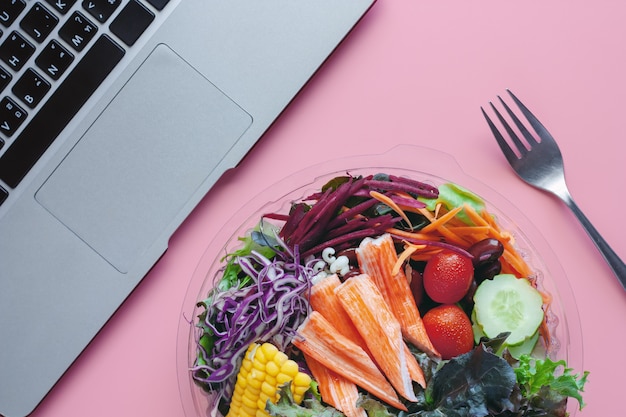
[385,228,441,242]
[370,190,413,229]
[417,207,436,222]
[393,244,420,275]
[460,203,490,227]
[447,226,492,235]
[432,224,471,247]
[420,205,464,233]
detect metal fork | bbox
[481,89,626,290]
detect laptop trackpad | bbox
[35,44,252,273]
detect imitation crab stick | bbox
[309,274,372,356]
[356,234,439,358]
[303,354,367,417]
[335,274,423,399]
[310,273,425,388]
[293,311,407,411]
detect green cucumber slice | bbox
[507,330,540,359]
[473,274,544,346]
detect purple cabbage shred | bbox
[191,248,316,401]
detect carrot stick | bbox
[303,354,367,417]
[335,274,419,400]
[447,226,492,235]
[416,207,436,222]
[432,224,470,247]
[356,234,440,358]
[420,205,464,233]
[384,227,441,242]
[293,311,407,411]
[461,203,490,227]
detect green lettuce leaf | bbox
[266,383,345,417]
[514,354,589,412]
[356,394,396,417]
[420,182,486,225]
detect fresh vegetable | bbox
[514,354,589,414]
[422,304,474,360]
[473,273,545,346]
[226,342,312,417]
[422,250,474,304]
[192,246,314,398]
[191,172,588,417]
[266,382,344,417]
[421,182,486,225]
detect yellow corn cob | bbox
[226,342,312,417]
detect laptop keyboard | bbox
[0,0,170,204]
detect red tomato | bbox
[423,250,474,304]
[423,304,474,360]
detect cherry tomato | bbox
[423,250,474,304]
[423,304,474,360]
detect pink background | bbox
[32,1,625,416]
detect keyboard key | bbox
[0,35,124,188]
[19,2,59,43]
[82,0,121,23]
[109,0,154,46]
[0,136,4,150]
[0,96,27,137]
[45,0,78,15]
[0,31,35,71]
[35,39,73,80]
[0,184,8,205]
[59,10,97,52]
[0,0,26,27]
[146,0,170,11]
[12,67,51,108]
[0,65,11,91]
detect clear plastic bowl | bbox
[177,145,583,417]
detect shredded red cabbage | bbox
[191,248,316,400]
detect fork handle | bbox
[563,195,626,290]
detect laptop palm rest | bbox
[35,44,252,273]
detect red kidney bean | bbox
[468,238,504,267]
[474,261,502,283]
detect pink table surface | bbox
[31,1,626,416]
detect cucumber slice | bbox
[507,330,540,359]
[473,274,544,346]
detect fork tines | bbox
[481,89,551,162]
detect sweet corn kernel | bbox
[265,361,280,377]
[293,372,311,388]
[225,343,312,417]
[261,381,276,397]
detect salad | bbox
[190,172,588,417]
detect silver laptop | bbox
[0,1,375,416]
